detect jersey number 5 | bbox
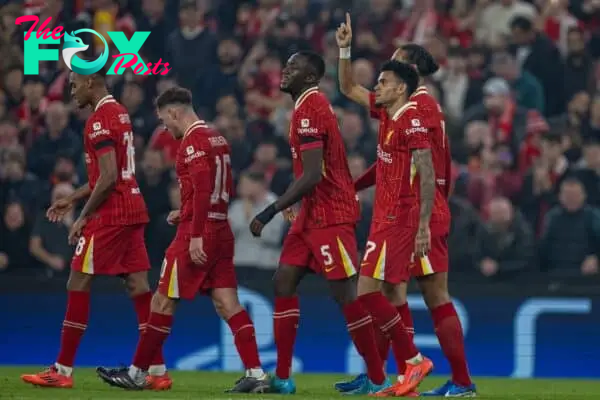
[211,154,231,204]
[122,131,136,179]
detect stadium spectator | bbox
[491,51,545,113]
[340,108,377,164]
[134,0,174,65]
[509,16,565,117]
[29,183,75,277]
[247,141,292,196]
[520,130,571,235]
[448,194,484,273]
[575,136,600,207]
[166,0,218,91]
[18,76,48,148]
[476,0,537,47]
[475,196,534,279]
[3,66,23,112]
[198,36,245,119]
[347,153,372,252]
[582,94,600,140]
[230,171,284,269]
[539,177,600,277]
[0,146,41,216]
[214,114,253,175]
[27,101,81,180]
[0,202,32,273]
[563,27,595,101]
[120,81,156,142]
[138,148,172,220]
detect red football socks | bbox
[227,310,261,369]
[132,312,173,370]
[56,290,90,367]
[392,303,415,374]
[359,292,419,362]
[431,302,472,387]
[374,326,390,365]
[343,300,386,385]
[132,291,165,367]
[273,296,300,379]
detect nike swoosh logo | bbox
[324,266,336,272]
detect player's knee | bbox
[273,266,299,297]
[151,292,176,314]
[382,282,406,306]
[418,274,450,309]
[66,270,92,292]
[211,289,243,320]
[356,275,381,296]
[124,271,150,296]
[329,277,357,306]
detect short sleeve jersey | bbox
[410,87,451,232]
[83,95,148,225]
[369,94,430,230]
[176,121,232,232]
[288,87,359,230]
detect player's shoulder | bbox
[411,88,440,109]
[295,88,330,116]
[187,121,229,150]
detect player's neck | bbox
[180,114,203,137]
[386,98,408,120]
[292,84,318,102]
[91,90,110,110]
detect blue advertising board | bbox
[1,288,598,378]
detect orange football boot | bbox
[21,366,74,388]
[371,357,433,397]
[146,373,173,390]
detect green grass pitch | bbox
[1,368,599,399]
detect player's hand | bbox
[414,224,431,258]
[480,258,499,277]
[189,237,207,265]
[0,252,8,270]
[48,255,66,271]
[250,203,278,237]
[68,217,87,245]
[581,255,599,276]
[335,12,352,48]
[282,207,297,223]
[166,210,181,225]
[47,198,74,223]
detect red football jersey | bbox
[369,95,430,230]
[288,87,359,230]
[410,86,451,232]
[176,120,232,236]
[83,95,148,225]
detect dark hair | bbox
[155,87,193,108]
[400,44,439,77]
[447,45,467,59]
[510,16,533,32]
[380,60,419,96]
[296,51,325,80]
[541,129,563,144]
[561,175,584,189]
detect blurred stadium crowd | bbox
[0,0,599,282]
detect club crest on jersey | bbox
[186,145,194,155]
[411,119,421,127]
[301,118,310,127]
[93,122,101,130]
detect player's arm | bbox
[274,140,323,212]
[189,150,212,238]
[354,163,376,192]
[413,148,435,228]
[79,150,118,220]
[336,12,371,108]
[67,184,91,203]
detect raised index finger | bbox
[345,12,351,30]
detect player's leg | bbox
[415,236,475,397]
[269,231,310,394]
[313,224,388,395]
[382,281,414,381]
[120,225,169,389]
[21,226,97,388]
[357,227,432,397]
[211,287,269,393]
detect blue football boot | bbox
[344,376,392,395]
[334,373,368,392]
[270,375,297,394]
[420,380,477,397]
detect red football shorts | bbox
[360,224,415,284]
[410,234,449,277]
[70,220,150,276]
[279,223,358,280]
[157,222,237,300]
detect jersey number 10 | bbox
[211,154,231,204]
